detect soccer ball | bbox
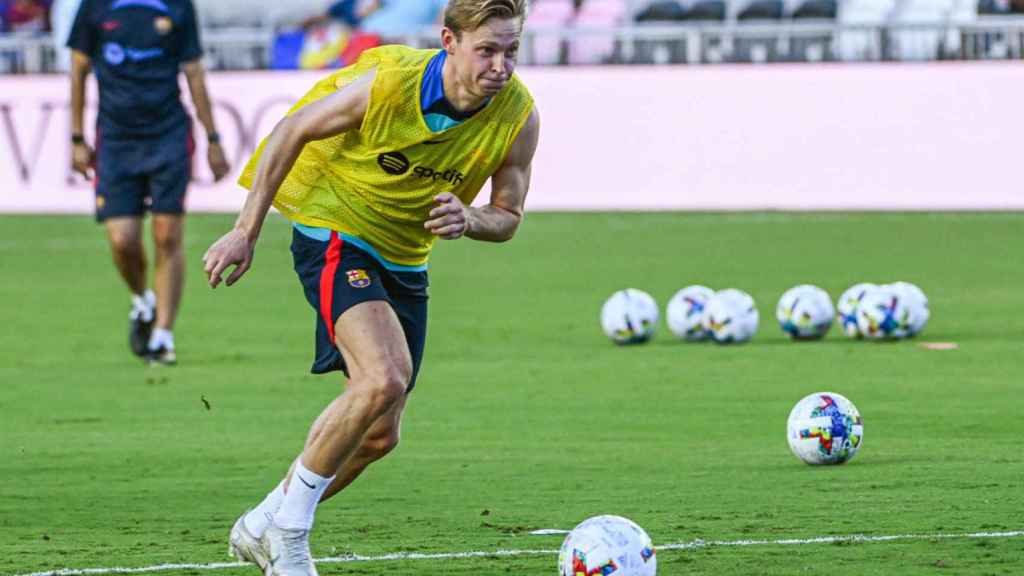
[702,289,759,344]
[836,283,878,338]
[666,285,715,341]
[856,286,912,340]
[601,289,659,345]
[776,285,835,340]
[559,515,657,576]
[787,392,864,465]
[888,281,930,337]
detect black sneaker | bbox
[129,313,154,358]
[146,346,177,366]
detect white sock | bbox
[273,460,334,531]
[244,481,285,538]
[148,328,174,351]
[130,292,155,323]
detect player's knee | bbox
[153,230,183,255]
[361,364,410,413]
[109,232,142,256]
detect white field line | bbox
[14,530,1024,576]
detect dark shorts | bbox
[291,228,429,392]
[94,123,194,222]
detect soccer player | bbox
[202,0,538,573]
[68,0,230,365]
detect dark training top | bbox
[67,0,202,139]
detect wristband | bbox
[71,134,85,145]
[207,132,221,144]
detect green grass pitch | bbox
[1,212,1022,575]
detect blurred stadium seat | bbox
[195,0,327,29]
[525,0,576,64]
[687,0,728,20]
[4,0,1024,71]
[568,0,630,64]
[791,0,837,18]
[635,1,688,22]
[734,0,785,20]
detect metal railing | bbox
[504,16,1024,64]
[2,17,1024,74]
[0,33,57,74]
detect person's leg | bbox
[146,125,191,362]
[259,301,410,575]
[236,394,406,566]
[151,214,185,333]
[103,217,147,295]
[314,392,406,502]
[97,136,155,357]
[292,300,411,485]
[104,216,156,357]
[231,233,420,575]
[242,286,425,536]
[315,283,427,502]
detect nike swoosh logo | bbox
[297,474,316,489]
[422,140,449,145]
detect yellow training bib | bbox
[238,45,534,266]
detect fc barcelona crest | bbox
[346,269,371,288]
[154,16,173,35]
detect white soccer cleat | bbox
[264,522,319,576]
[228,511,273,574]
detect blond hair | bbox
[444,0,529,36]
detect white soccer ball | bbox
[856,286,912,340]
[787,392,864,465]
[702,289,759,344]
[666,285,715,341]
[559,515,657,576]
[601,289,659,345]
[776,285,835,340]
[836,283,878,338]
[888,281,930,337]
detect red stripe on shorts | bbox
[319,232,344,346]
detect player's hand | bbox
[424,193,469,240]
[72,142,95,180]
[202,228,254,288]
[208,143,231,182]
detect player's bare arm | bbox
[202,69,376,288]
[424,105,540,242]
[182,59,230,182]
[69,49,94,180]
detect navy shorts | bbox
[94,123,194,222]
[291,228,429,392]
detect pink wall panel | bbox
[1,63,1021,213]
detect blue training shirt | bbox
[67,0,202,139]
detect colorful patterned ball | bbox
[702,289,759,344]
[559,515,657,576]
[888,281,930,337]
[836,283,878,338]
[601,289,659,345]
[776,284,835,340]
[666,285,715,341]
[787,392,864,465]
[856,286,912,340]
